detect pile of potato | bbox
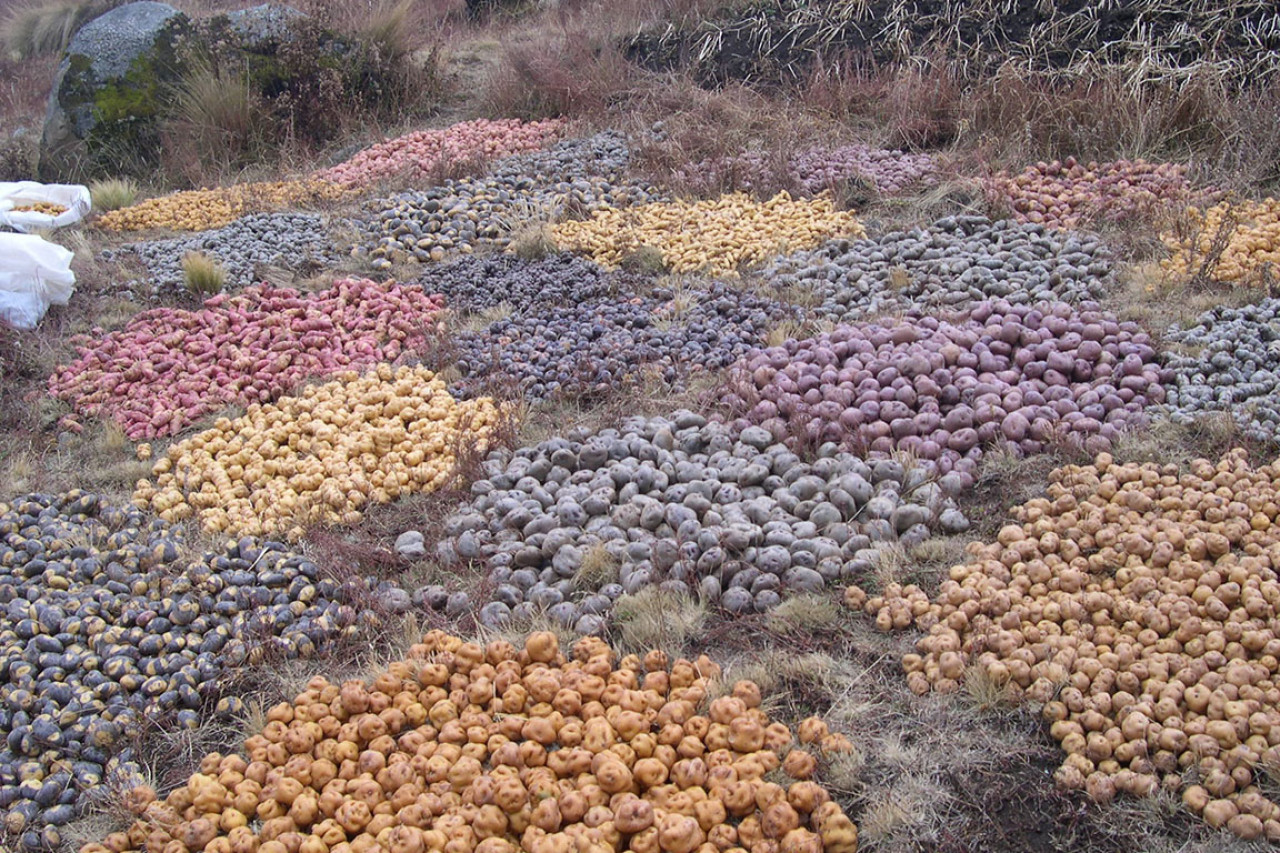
[989,157,1198,231]
[723,300,1168,489]
[11,201,67,214]
[81,629,860,853]
[847,450,1280,840]
[97,180,348,232]
[549,192,863,276]
[1161,198,1280,285]
[0,491,405,852]
[133,365,502,539]
[316,118,565,186]
[49,279,444,439]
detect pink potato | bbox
[48,279,446,439]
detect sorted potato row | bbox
[549,192,863,276]
[352,134,662,269]
[1157,298,1280,442]
[434,411,967,632]
[848,450,1280,841]
[81,630,861,853]
[723,300,1169,488]
[49,279,443,439]
[316,118,565,186]
[765,215,1114,323]
[671,144,937,197]
[97,180,348,232]
[100,212,336,296]
[133,365,502,540]
[988,157,1201,231]
[1161,198,1280,286]
[450,281,797,401]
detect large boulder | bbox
[38,2,191,181]
[224,3,308,52]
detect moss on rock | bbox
[39,2,191,181]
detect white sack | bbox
[0,233,76,330]
[0,181,92,232]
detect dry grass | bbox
[513,370,722,449]
[39,420,155,502]
[619,244,668,275]
[353,0,421,67]
[60,763,152,851]
[609,587,709,658]
[1087,791,1266,853]
[1109,261,1236,337]
[765,593,842,636]
[573,542,620,589]
[163,60,268,186]
[182,251,227,295]
[1110,413,1255,469]
[961,441,1073,539]
[508,221,557,260]
[475,607,581,653]
[482,24,638,120]
[453,302,515,334]
[2,0,123,59]
[709,649,852,718]
[89,177,140,212]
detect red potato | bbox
[315,118,566,186]
[48,279,446,440]
[988,156,1213,231]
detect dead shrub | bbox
[484,31,638,119]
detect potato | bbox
[857,449,1280,841]
[79,631,858,853]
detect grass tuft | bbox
[2,0,120,60]
[766,593,842,636]
[476,607,581,653]
[89,177,139,212]
[182,252,227,296]
[509,223,557,260]
[958,663,1017,713]
[610,586,707,657]
[357,0,419,67]
[573,543,620,589]
[164,60,269,185]
[619,245,668,275]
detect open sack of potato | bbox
[0,181,91,232]
[0,233,75,330]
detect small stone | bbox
[395,530,426,559]
[939,508,970,533]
